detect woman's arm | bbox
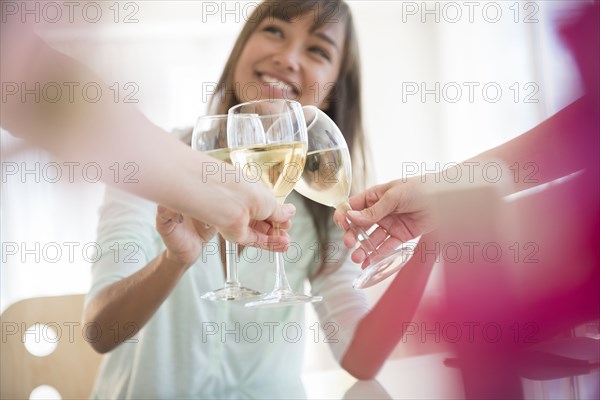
[1,30,293,248]
[83,202,288,353]
[309,257,370,366]
[467,97,598,195]
[83,206,215,353]
[335,97,599,267]
[83,250,190,354]
[340,234,436,379]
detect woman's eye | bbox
[263,26,283,38]
[309,47,331,61]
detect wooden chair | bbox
[1,295,102,399]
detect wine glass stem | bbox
[273,223,293,293]
[224,239,241,288]
[337,202,380,257]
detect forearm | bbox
[464,98,597,194]
[341,240,436,379]
[418,98,597,199]
[1,33,256,231]
[83,251,189,353]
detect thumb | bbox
[157,205,183,226]
[265,203,296,224]
[347,193,396,226]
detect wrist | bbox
[161,250,193,272]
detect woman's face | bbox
[233,12,345,110]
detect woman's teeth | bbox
[260,74,296,93]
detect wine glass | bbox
[192,115,262,301]
[295,106,416,289]
[227,99,323,307]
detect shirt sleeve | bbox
[84,186,160,310]
[309,227,370,364]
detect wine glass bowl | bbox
[296,106,352,210]
[294,106,416,289]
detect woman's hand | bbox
[333,177,436,268]
[214,181,296,250]
[156,205,217,268]
[156,205,292,269]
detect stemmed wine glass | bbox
[192,115,262,301]
[295,106,416,289]
[227,99,322,307]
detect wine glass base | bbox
[201,286,262,301]
[352,243,416,289]
[244,290,323,308]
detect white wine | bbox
[204,148,231,164]
[231,141,306,200]
[295,147,351,208]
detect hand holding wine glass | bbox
[156,205,217,268]
[296,106,417,289]
[333,177,436,267]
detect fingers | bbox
[347,182,390,210]
[333,209,350,230]
[250,219,292,234]
[235,203,294,250]
[267,203,296,225]
[156,205,184,234]
[348,226,388,265]
[365,226,390,248]
[360,236,405,269]
[347,189,371,212]
[346,189,397,227]
[336,183,396,231]
[343,229,358,248]
[240,229,290,252]
[351,247,368,264]
[157,205,182,221]
[278,220,292,230]
[333,178,430,268]
[345,220,410,267]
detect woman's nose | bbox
[271,45,300,72]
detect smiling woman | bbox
[81,1,373,398]
[210,0,369,271]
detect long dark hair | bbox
[209,0,369,272]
